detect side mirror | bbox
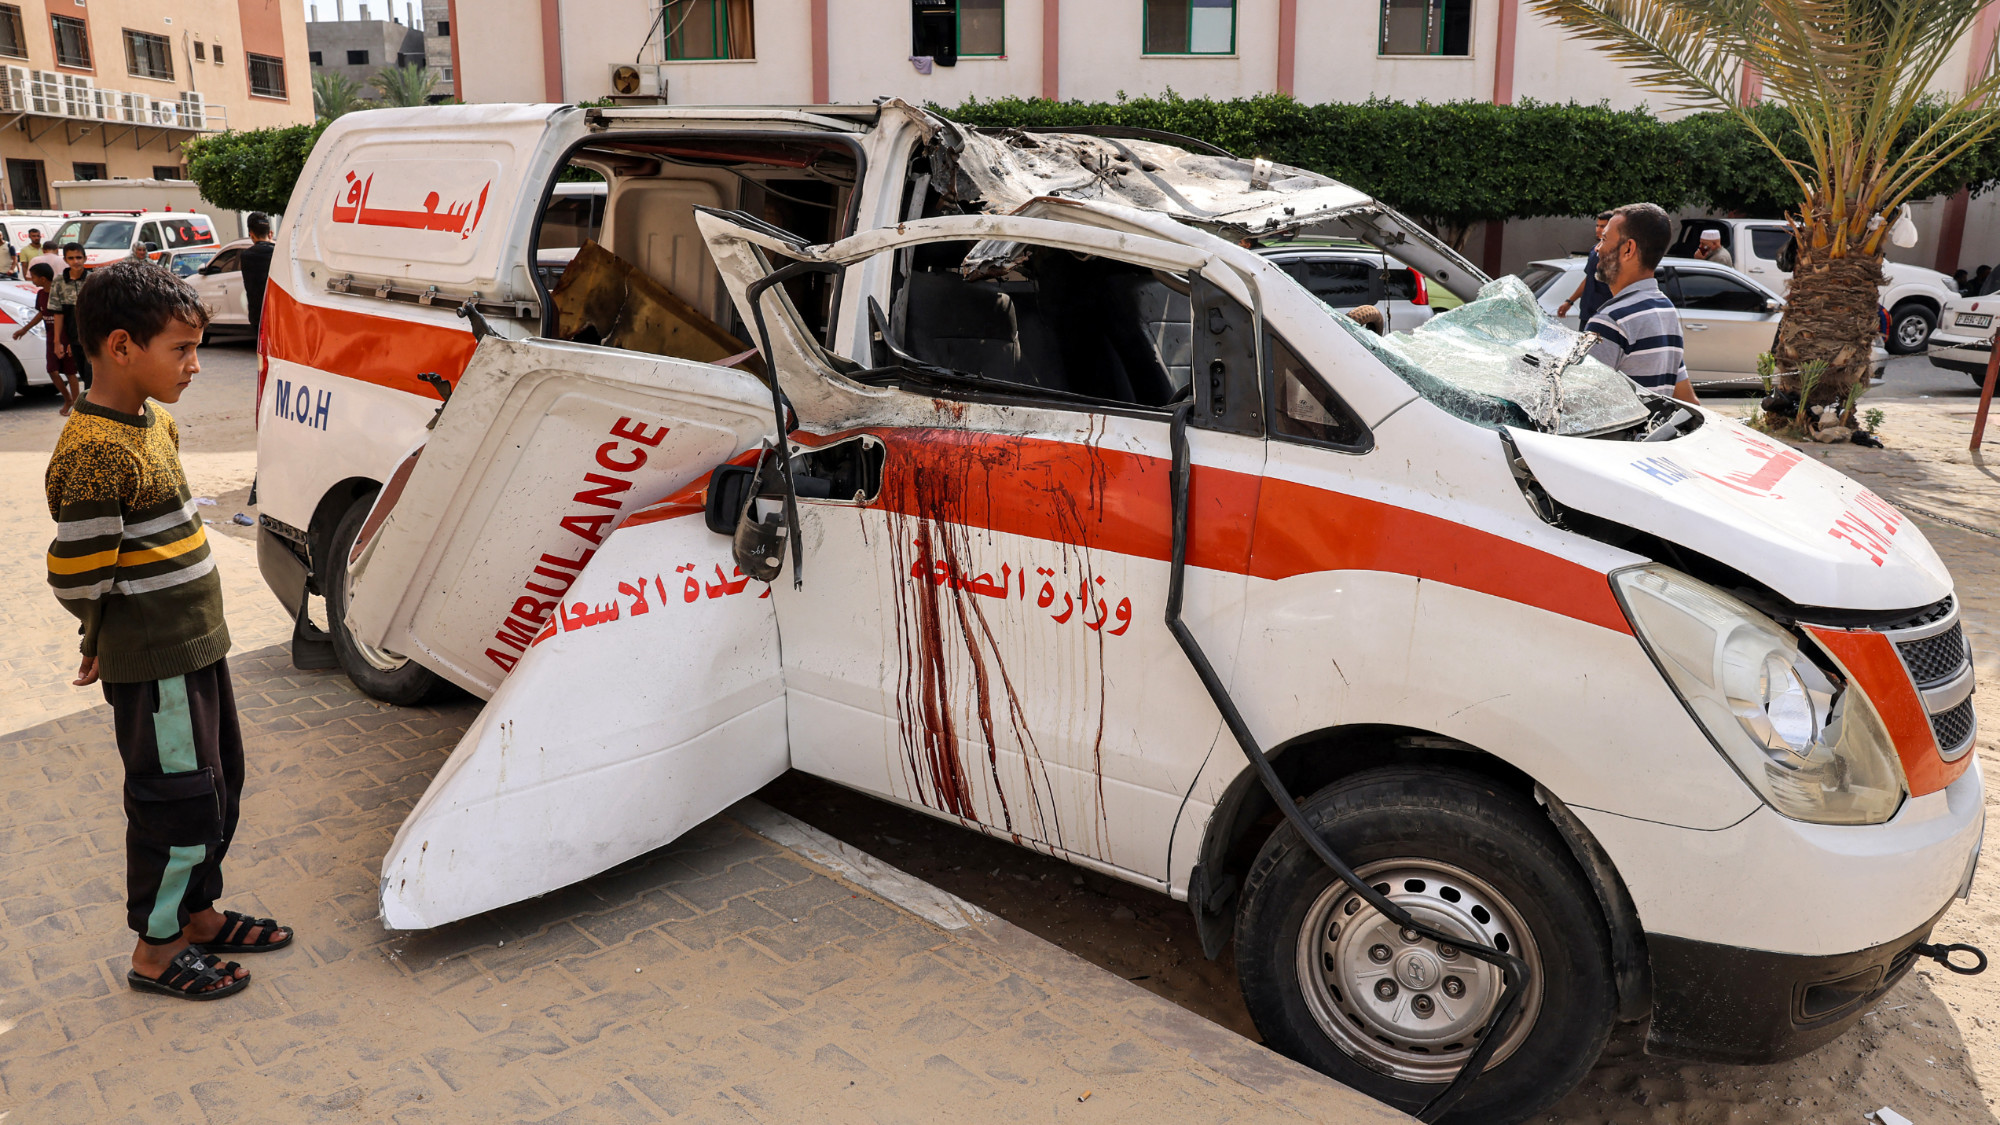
[702,450,787,582]
[1765,297,1782,312]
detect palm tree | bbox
[1527,0,2000,409]
[312,71,370,121]
[371,64,440,108]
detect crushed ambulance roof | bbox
[918,113,1374,240]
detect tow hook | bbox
[1914,941,1988,975]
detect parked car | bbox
[1518,255,1888,390]
[1924,291,2000,385]
[1669,218,1958,355]
[259,102,1980,1125]
[0,212,75,274]
[186,238,252,336]
[1257,239,1436,332]
[47,209,217,267]
[0,278,52,405]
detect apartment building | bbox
[0,0,308,209]
[444,0,2000,275]
[422,0,453,97]
[306,17,424,88]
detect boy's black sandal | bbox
[204,910,293,953]
[127,947,247,1001]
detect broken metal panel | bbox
[911,109,1489,301]
[378,506,788,930]
[551,239,762,375]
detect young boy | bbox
[49,242,92,390]
[45,260,291,1001]
[15,262,79,415]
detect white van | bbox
[47,209,217,266]
[258,103,1983,1124]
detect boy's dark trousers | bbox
[103,658,243,944]
[61,313,90,388]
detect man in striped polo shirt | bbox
[46,261,292,1001]
[1585,202,1699,405]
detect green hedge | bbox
[941,93,2000,247]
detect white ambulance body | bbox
[257,103,1983,1124]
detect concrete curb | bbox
[728,797,1414,1123]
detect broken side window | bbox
[873,238,1191,410]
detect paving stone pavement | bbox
[0,651,1400,1123]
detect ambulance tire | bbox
[0,351,18,407]
[1233,767,1615,1125]
[325,498,447,707]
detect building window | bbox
[0,5,26,60]
[309,50,322,65]
[124,29,174,80]
[959,0,1003,56]
[213,45,224,64]
[7,158,46,209]
[248,53,286,98]
[51,14,89,69]
[441,65,452,81]
[153,164,184,180]
[664,0,754,61]
[1380,0,1472,56]
[435,17,449,35]
[1143,0,1234,54]
[71,161,105,180]
[346,49,369,65]
[192,39,206,62]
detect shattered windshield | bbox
[1326,275,1651,436]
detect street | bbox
[0,339,1994,1121]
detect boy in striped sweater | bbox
[45,260,292,1001]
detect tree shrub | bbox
[183,122,330,215]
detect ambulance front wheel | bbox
[1233,767,1616,1125]
[326,497,446,707]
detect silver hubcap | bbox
[1295,858,1543,1083]
[1896,315,1929,349]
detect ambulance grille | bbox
[1931,696,1977,757]
[1897,624,1970,688]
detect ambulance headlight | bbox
[1613,565,1906,825]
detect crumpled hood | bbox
[1510,416,1951,611]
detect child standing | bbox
[48,242,92,390]
[45,260,292,1001]
[15,262,78,414]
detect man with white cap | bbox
[1693,229,1733,269]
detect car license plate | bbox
[1956,312,1993,328]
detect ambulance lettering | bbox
[481,416,671,673]
[269,377,332,430]
[1695,431,1805,499]
[1826,489,1905,566]
[333,171,492,240]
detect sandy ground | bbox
[765,364,2000,1125]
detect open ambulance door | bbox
[345,335,787,929]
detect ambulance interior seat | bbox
[886,243,1189,409]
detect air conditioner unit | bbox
[118,91,148,124]
[607,63,659,97]
[148,98,178,126]
[177,91,205,129]
[91,88,118,121]
[0,66,28,113]
[60,74,92,118]
[28,70,60,115]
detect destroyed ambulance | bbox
[255,102,1984,1123]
